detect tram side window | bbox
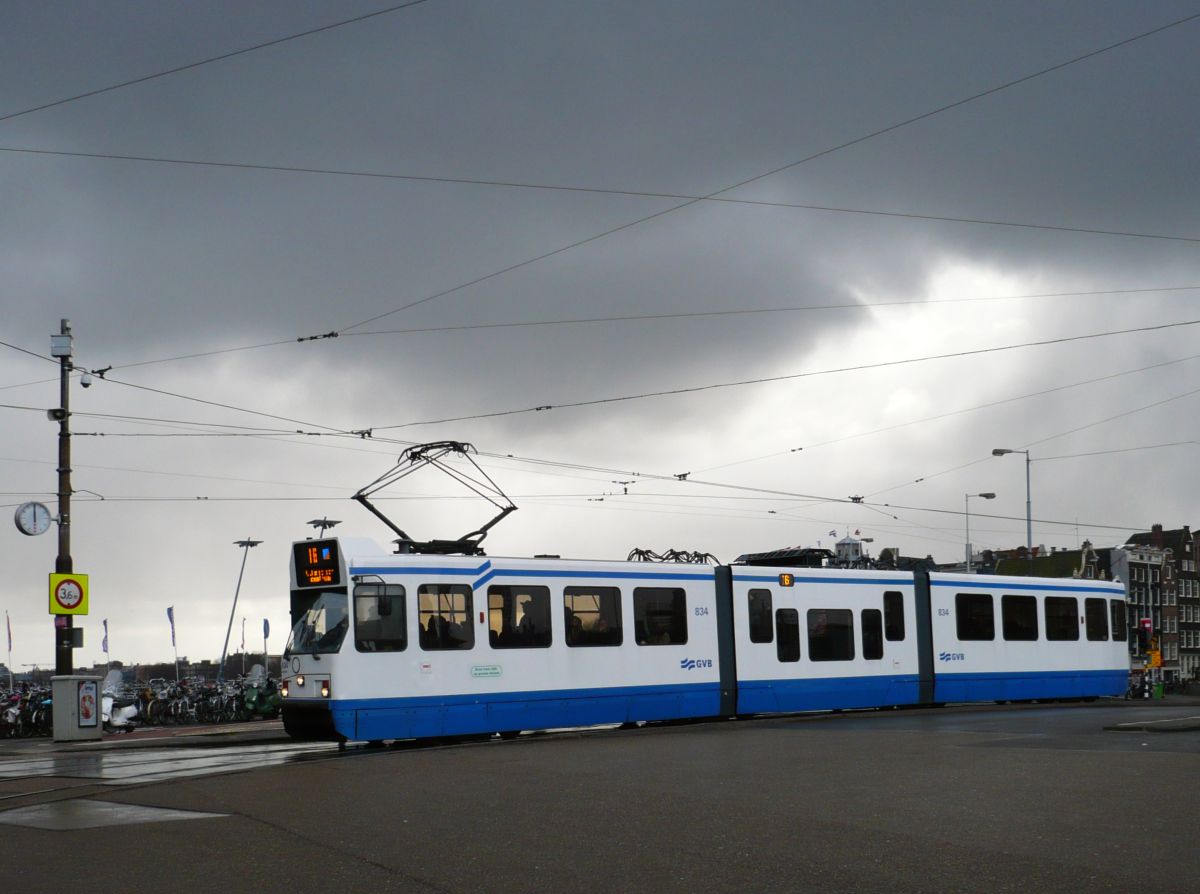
[748,589,774,643]
[634,588,688,646]
[1110,600,1127,642]
[354,584,406,652]
[1084,598,1109,641]
[808,609,854,661]
[489,585,552,649]
[776,609,800,662]
[418,584,474,651]
[955,594,994,641]
[862,609,883,660]
[1001,594,1038,641]
[1044,596,1080,641]
[563,587,623,646]
[883,591,905,641]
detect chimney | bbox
[1151,523,1164,548]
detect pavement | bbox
[1,698,1198,893]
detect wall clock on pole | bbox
[14,501,53,536]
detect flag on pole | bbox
[167,605,176,646]
[102,619,109,655]
[263,618,270,640]
[5,611,10,652]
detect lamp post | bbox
[992,448,1032,568]
[219,538,261,683]
[964,493,996,572]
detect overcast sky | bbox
[3,1,1199,668]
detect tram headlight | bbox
[319,680,330,699]
[281,680,289,698]
[295,674,305,688]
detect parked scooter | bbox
[102,669,139,733]
[239,666,280,719]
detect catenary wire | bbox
[689,351,1200,474]
[366,317,1200,431]
[58,285,1200,375]
[5,145,1199,245]
[0,1,433,125]
[334,11,1200,334]
[864,380,1200,499]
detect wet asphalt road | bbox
[2,700,1197,893]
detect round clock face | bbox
[14,501,52,536]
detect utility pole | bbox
[51,319,74,676]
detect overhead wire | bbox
[1035,441,1200,461]
[5,145,1200,245]
[0,1,433,125]
[690,350,1200,474]
[333,10,1200,334]
[366,317,1200,431]
[865,380,1200,499]
[51,284,1200,375]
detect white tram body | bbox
[282,538,1130,743]
[927,572,1129,702]
[730,568,921,713]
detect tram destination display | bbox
[293,539,342,588]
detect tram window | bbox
[807,609,854,661]
[883,591,905,641]
[748,589,774,643]
[862,609,883,660]
[1110,600,1127,642]
[417,584,474,651]
[1044,596,1080,641]
[634,588,688,646]
[955,594,994,641]
[776,609,800,662]
[1001,595,1038,641]
[564,587,622,646]
[1084,598,1109,641]
[489,585,551,649]
[354,584,406,652]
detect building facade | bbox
[1125,525,1198,683]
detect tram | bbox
[280,536,1129,743]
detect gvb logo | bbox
[680,658,713,670]
[939,652,965,662]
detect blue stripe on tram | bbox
[325,682,722,741]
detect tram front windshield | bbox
[286,592,349,656]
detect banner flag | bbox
[5,611,10,653]
[263,618,270,640]
[102,618,109,654]
[167,605,176,647]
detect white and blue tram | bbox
[281,537,1129,742]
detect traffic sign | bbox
[49,573,89,615]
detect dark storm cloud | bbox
[3,2,1199,662]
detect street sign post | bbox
[49,573,89,615]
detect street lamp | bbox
[964,493,996,572]
[992,448,1032,566]
[219,538,262,683]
